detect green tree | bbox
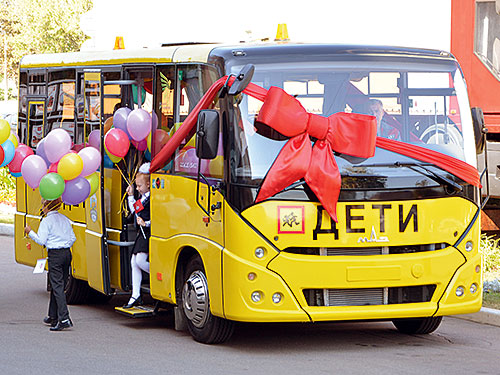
[1,0,93,95]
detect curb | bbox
[0,223,14,237]
[452,307,500,327]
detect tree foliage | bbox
[0,0,93,90]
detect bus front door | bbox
[83,70,111,295]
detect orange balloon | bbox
[104,117,113,134]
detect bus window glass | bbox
[28,70,46,96]
[46,70,76,143]
[18,72,28,143]
[230,60,476,189]
[172,65,220,177]
[154,66,176,159]
[27,101,45,148]
[475,0,500,80]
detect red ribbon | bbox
[254,86,377,221]
[150,76,481,222]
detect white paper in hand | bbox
[33,258,47,274]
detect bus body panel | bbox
[71,222,88,280]
[223,202,310,322]
[150,234,225,317]
[241,198,477,251]
[150,174,223,245]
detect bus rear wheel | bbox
[392,316,442,334]
[181,255,234,344]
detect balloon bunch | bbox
[19,128,101,205]
[97,106,169,167]
[0,119,21,173]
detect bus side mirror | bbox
[471,107,486,154]
[196,109,219,160]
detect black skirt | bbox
[132,226,150,255]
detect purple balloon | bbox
[152,111,158,131]
[78,147,101,177]
[113,107,132,138]
[127,108,151,141]
[36,138,51,166]
[21,154,47,189]
[88,129,100,150]
[44,128,71,163]
[62,177,91,205]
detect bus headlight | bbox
[272,292,283,304]
[251,291,262,303]
[470,283,478,294]
[255,247,266,259]
[455,286,465,297]
[465,241,473,252]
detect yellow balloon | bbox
[104,145,121,163]
[58,153,83,181]
[0,119,10,144]
[147,131,152,152]
[8,131,19,148]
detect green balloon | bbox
[86,172,99,196]
[39,173,65,201]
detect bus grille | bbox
[285,244,448,256]
[303,285,436,307]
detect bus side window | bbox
[172,65,221,178]
[45,69,76,147]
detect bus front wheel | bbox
[392,316,443,334]
[181,255,234,344]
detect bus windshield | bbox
[230,59,477,189]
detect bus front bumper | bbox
[222,247,482,323]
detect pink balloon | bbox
[88,130,100,150]
[127,109,151,141]
[114,107,132,137]
[104,128,129,158]
[9,144,33,174]
[78,147,101,177]
[44,129,72,163]
[132,139,147,151]
[49,162,59,173]
[21,154,47,189]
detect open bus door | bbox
[83,70,111,295]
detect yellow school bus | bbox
[15,42,486,343]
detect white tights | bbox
[130,252,149,300]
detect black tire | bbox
[392,316,443,334]
[65,273,112,305]
[181,255,234,344]
[65,273,93,305]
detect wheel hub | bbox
[182,270,209,328]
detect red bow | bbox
[254,87,377,221]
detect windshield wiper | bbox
[394,162,462,191]
[345,161,463,192]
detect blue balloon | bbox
[0,139,15,167]
[103,153,114,169]
[10,171,22,178]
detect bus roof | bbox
[20,42,455,69]
[19,43,218,68]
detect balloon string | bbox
[116,164,131,185]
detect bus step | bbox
[115,305,156,318]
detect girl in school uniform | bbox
[123,163,151,308]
